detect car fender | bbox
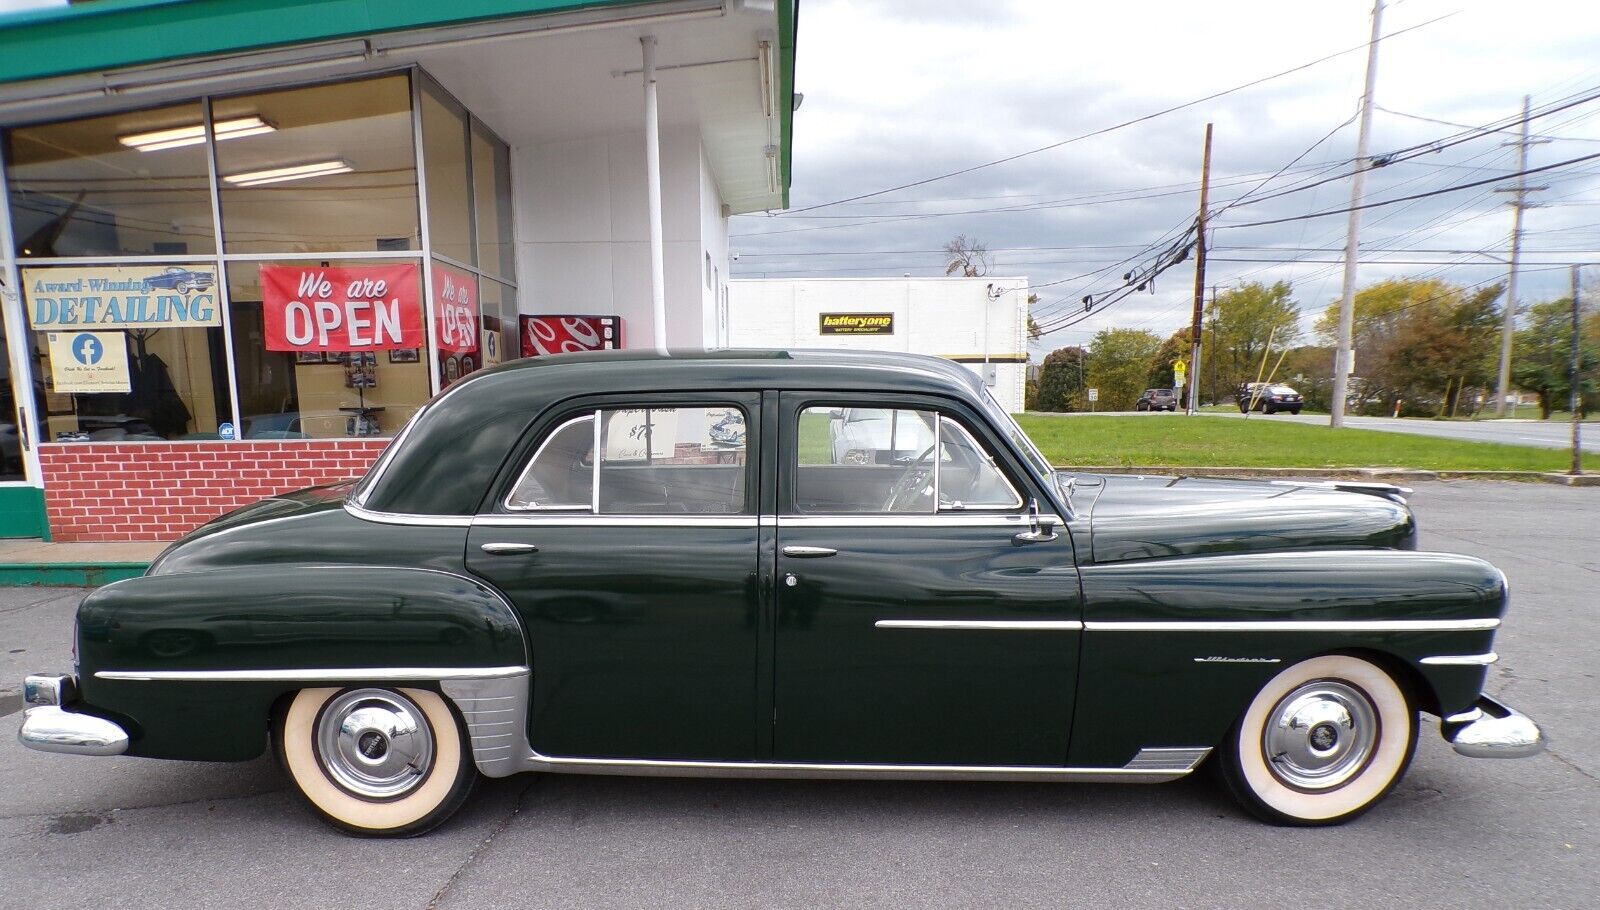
[75,565,527,761]
[1067,548,1505,767]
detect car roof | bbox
[360,349,990,515]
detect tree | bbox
[1512,298,1599,418]
[1086,328,1163,411]
[1204,281,1299,405]
[1314,278,1503,415]
[1034,346,1086,412]
[1148,328,1191,393]
[1026,293,1042,341]
[943,234,990,278]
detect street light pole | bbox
[1331,0,1385,428]
[1572,265,1584,476]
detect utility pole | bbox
[1331,0,1385,428]
[1494,95,1550,416]
[1571,266,1584,475]
[1187,122,1213,416]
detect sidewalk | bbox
[0,538,170,586]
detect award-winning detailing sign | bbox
[23,265,221,330]
[260,263,423,352]
[818,313,894,335]
[431,262,478,355]
[48,331,131,393]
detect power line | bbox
[772,11,1459,216]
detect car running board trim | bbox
[440,671,1209,783]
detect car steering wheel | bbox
[882,445,937,511]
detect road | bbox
[1052,408,1597,453]
[1207,409,1599,452]
[2,481,1596,909]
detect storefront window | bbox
[421,85,473,267]
[480,278,517,369]
[227,259,429,438]
[17,265,230,440]
[214,75,419,255]
[431,259,479,389]
[4,102,216,257]
[472,123,515,279]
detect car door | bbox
[465,394,761,761]
[773,392,1083,766]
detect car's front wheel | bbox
[1219,654,1416,826]
[276,686,477,837]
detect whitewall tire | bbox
[276,686,477,837]
[1220,654,1417,826]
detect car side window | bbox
[794,406,1021,513]
[507,405,749,514]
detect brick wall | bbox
[40,440,389,542]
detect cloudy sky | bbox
[730,0,1600,355]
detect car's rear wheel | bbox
[1219,654,1416,826]
[276,686,477,837]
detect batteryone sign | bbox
[260,263,423,352]
[23,265,220,330]
[818,313,894,335]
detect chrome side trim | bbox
[776,513,1054,529]
[475,515,758,528]
[344,502,473,527]
[95,665,529,682]
[1420,652,1499,666]
[1084,618,1501,633]
[874,620,1084,631]
[440,672,533,778]
[1122,747,1211,772]
[434,669,1207,783]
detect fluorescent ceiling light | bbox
[223,159,352,187]
[118,116,275,152]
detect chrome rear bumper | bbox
[16,674,129,757]
[1443,694,1544,759]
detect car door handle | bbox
[480,542,538,555]
[782,546,837,558]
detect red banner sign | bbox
[261,263,423,352]
[521,314,623,357]
[431,262,478,355]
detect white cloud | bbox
[735,0,1600,353]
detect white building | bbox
[725,277,1030,412]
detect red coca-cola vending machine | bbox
[520,315,624,357]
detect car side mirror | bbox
[1014,498,1058,543]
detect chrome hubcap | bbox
[1262,680,1378,791]
[314,689,435,800]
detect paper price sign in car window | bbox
[604,409,676,461]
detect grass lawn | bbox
[1014,414,1600,472]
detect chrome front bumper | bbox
[1443,694,1544,759]
[16,674,129,757]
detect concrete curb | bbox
[0,562,148,587]
[1060,465,1595,485]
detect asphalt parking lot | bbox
[1,480,1595,910]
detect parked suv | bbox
[1136,389,1178,412]
[1238,382,1303,415]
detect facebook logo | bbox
[71,333,104,366]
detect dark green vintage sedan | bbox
[20,350,1542,836]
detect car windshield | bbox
[981,388,1052,479]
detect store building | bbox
[0,0,797,540]
[726,277,1031,413]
